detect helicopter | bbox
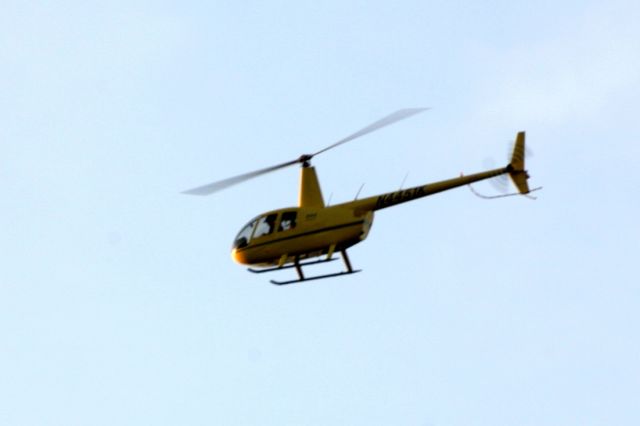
[183,109,538,285]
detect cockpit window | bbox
[233,218,258,249]
[278,211,297,232]
[253,213,278,239]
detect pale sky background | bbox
[2,1,639,425]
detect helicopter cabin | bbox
[230,207,374,267]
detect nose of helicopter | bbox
[231,248,249,265]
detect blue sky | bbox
[2,1,639,425]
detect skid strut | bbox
[247,250,361,285]
[294,256,304,281]
[341,249,354,273]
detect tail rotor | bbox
[469,131,542,200]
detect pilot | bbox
[265,214,276,234]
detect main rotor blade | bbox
[312,108,428,156]
[183,108,427,196]
[182,158,300,195]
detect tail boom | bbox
[342,166,508,214]
[336,130,535,214]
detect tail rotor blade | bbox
[483,157,509,193]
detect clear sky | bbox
[2,1,639,425]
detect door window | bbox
[253,214,278,239]
[278,211,297,232]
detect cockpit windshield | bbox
[232,210,299,249]
[233,217,258,249]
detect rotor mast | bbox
[299,162,325,208]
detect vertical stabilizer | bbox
[508,131,530,194]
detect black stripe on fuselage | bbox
[236,220,365,252]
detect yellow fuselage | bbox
[230,164,510,268]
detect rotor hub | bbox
[299,154,313,167]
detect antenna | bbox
[354,183,365,200]
[399,172,409,190]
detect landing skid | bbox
[270,269,361,286]
[248,250,361,285]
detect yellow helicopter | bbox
[184,109,538,285]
